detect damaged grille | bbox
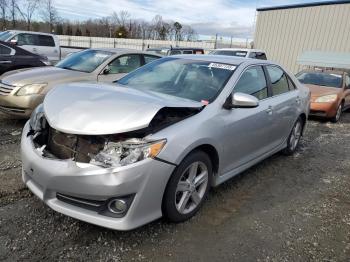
[47,127,105,163]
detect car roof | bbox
[87,48,162,56]
[299,69,348,75]
[4,30,56,37]
[173,54,274,66]
[147,47,204,51]
[213,48,265,53]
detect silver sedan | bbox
[0,48,161,118]
[21,55,310,230]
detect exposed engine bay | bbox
[29,106,202,167]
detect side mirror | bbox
[103,67,110,75]
[10,39,18,45]
[223,92,259,109]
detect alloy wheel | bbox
[335,104,342,122]
[289,120,302,151]
[175,161,209,214]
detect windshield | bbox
[56,49,113,73]
[296,72,343,88]
[0,31,15,41]
[117,57,235,103]
[210,50,247,57]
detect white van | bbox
[210,48,268,60]
[0,30,79,63]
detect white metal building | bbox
[254,0,350,73]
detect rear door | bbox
[221,65,276,173]
[264,65,299,147]
[36,35,59,62]
[97,54,142,82]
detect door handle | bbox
[0,61,12,64]
[266,106,273,115]
[33,48,37,52]
[296,96,301,104]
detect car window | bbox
[37,35,55,47]
[182,50,193,54]
[296,71,342,88]
[0,44,12,55]
[256,52,267,60]
[234,66,268,100]
[169,50,181,55]
[248,52,256,58]
[56,49,113,73]
[108,54,141,74]
[15,33,37,46]
[346,74,350,87]
[267,66,290,96]
[144,54,160,64]
[0,31,15,41]
[118,57,235,103]
[211,50,247,57]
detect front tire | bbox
[283,117,303,155]
[331,103,343,123]
[162,151,212,223]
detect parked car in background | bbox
[296,69,350,122]
[0,41,48,75]
[209,48,267,60]
[147,47,204,56]
[22,55,310,230]
[0,48,161,117]
[0,30,82,63]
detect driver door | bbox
[220,65,275,174]
[97,54,142,82]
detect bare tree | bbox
[9,0,18,28]
[41,0,58,32]
[111,10,130,27]
[0,0,7,30]
[17,0,41,30]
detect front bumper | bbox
[309,101,338,118]
[21,122,175,230]
[0,93,44,118]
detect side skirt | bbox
[213,142,287,187]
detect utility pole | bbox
[230,36,233,48]
[214,33,218,49]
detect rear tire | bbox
[283,117,303,156]
[331,103,343,123]
[162,151,212,223]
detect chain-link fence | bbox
[58,35,249,52]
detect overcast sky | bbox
[55,0,333,38]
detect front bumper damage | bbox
[21,122,176,230]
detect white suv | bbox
[210,48,267,60]
[0,30,60,63]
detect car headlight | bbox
[90,139,167,168]
[16,83,47,96]
[314,94,337,103]
[29,104,45,132]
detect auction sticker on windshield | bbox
[208,63,236,71]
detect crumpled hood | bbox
[0,67,88,87]
[44,82,203,135]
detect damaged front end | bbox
[28,104,201,168]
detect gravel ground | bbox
[0,111,350,261]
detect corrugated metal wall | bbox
[254,3,350,73]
